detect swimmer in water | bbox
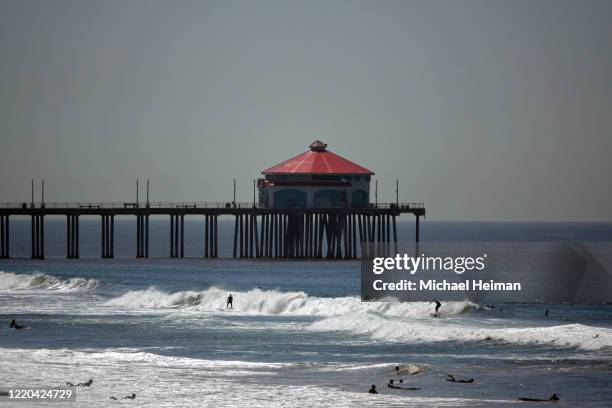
[368,384,378,394]
[430,299,442,318]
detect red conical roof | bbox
[262,141,374,175]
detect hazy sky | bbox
[1,0,611,221]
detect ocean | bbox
[1,219,611,407]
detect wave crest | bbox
[309,316,612,351]
[0,271,100,292]
[104,286,475,318]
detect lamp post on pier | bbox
[233,179,237,207]
[396,179,398,207]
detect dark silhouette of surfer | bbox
[110,393,136,400]
[518,394,559,402]
[368,384,378,394]
[387,379,420,391]
[226,294,233,309]
[447,374,474,383]
[545,309,549,317]
[66,378,93,387]
[9,319,25,329]
[430,300,441,318]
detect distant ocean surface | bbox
[1,220,612,407]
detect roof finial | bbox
[309,140,327,152]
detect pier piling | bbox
[31,214,44,259]
[67,215,79,258]
[170,214,184,258]
[0,202,424,260]
[101,215,114,258]
[0,215,9,258]
[136,214,149,258]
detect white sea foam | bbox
[309,315,612,351]
[5,347,290,371]
[104,286,612,351]
[0,347,487,407]
[104,286,475,318]
[0,271,100,292]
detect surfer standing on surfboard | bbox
[226,294,233,309]
[9,319,25,329]
[430,300,441,318]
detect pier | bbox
[0,202,424,259]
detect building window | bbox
[273,189,307,208]
[351,189,368,208]
[314,189,346,207]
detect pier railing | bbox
[0,202,425,210]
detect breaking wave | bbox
[309,315,612,351]
[0,271,100,292]
[2,347,291,371]
[104,286,475,318]
[104,286,612,351]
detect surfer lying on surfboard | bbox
[518,394,559,402]
[446,374,474,383]
[66,378,93,387]
[110,393,136,400]
[387,379,420,391]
